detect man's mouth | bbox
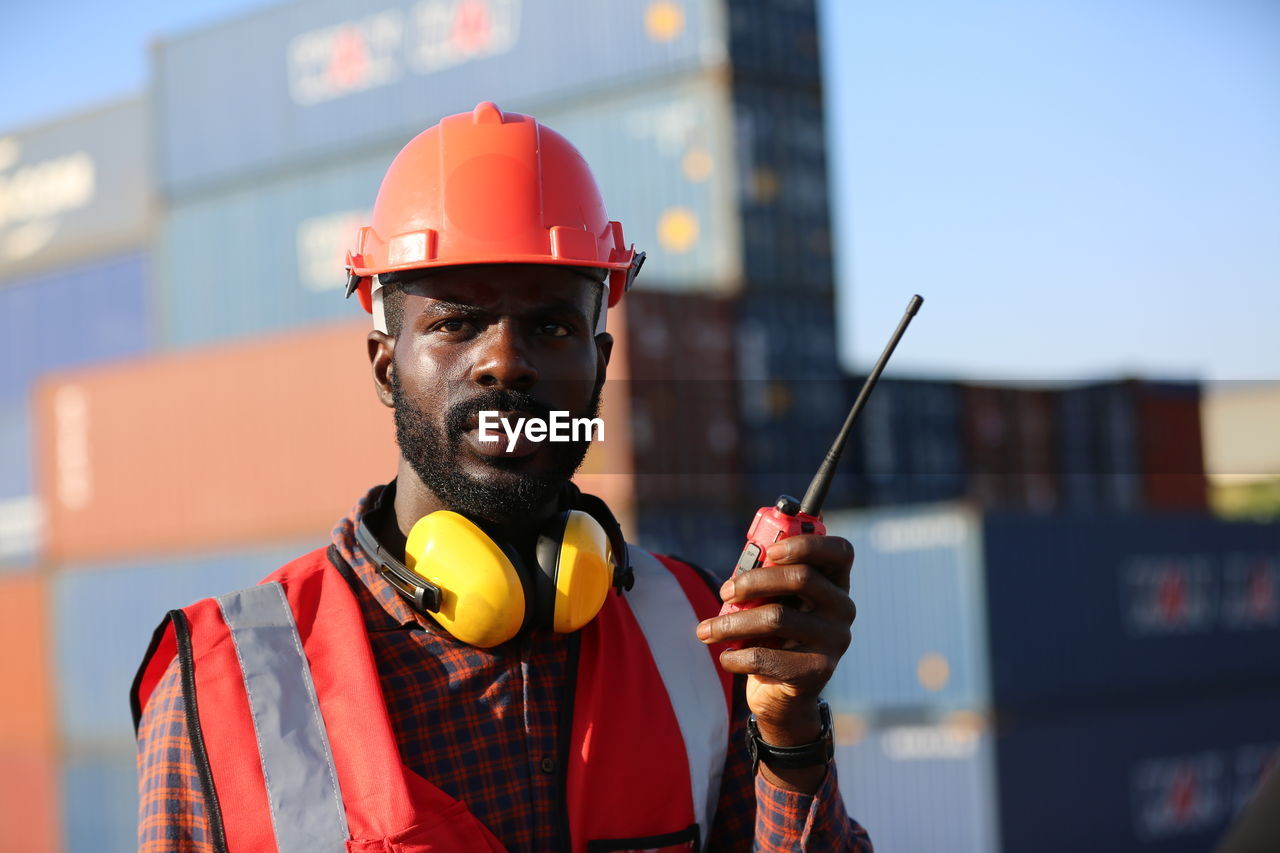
[463,410,541,432]
[462,409,545,459]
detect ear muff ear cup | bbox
[534,509,614,634]
[405,511,526,648]
[386,502,618,646]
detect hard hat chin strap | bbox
[372,284,388,334]
[595,284,609,336]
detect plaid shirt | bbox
[136,486,872,852]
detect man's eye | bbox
[437,320,468,333]
[540,323,571,337]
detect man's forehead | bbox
[389,264,602,307]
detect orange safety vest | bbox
[133,544,734,853]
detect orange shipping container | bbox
[0,743,61,852]
[37,318,635,563]
[0,573,55,748]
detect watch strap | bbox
[746,698,835,775]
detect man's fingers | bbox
[763,534,854,591]
[718,646,837,688]
[725,564,857,624]
[698,603,843,648]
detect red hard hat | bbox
[345,101,643,325]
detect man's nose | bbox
[469,320,538,390]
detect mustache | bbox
[443,388,553,437]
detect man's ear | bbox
[594,331,614,368]
[368,330,396,408]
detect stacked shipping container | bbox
[0,98,152,850]
[153,0,730,197]
[0,100,153,569]
[829,378,1210,516]
[722,1,842,539]
[842,377,968,508]
[823,503,1280,851]
[152,0,750,345]
[0,1,1245,851]
[51,545,315,852]
[144,0,842,578]
[0,5,839,847]
[0,573,62,850]
[34,321,395,562]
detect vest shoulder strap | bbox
[625,546,733,846]
[131,546,334,730]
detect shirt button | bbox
[540,757,557,774]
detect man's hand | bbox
[695,534,856,792]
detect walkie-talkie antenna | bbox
[799,295,924,517]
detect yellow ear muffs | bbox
[404,511,526,648]
[535,509,615,634]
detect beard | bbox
[390,373,600,529]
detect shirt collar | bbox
[331,482,437,632]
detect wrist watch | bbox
[746,698,835,776]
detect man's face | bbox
[384,263,609,528]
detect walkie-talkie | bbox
[719,295,924,626]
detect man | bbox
[134,102,871,852]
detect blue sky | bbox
[822,0,1280,381]
[3,0,1278,381]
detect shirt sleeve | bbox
[752,764,873,852]
[135,657,215,853]
[706,677,873,852]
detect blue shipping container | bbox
[60,750,138,853]
[161,73,742,346]
[736,292,841,382]
[0,403,29,499]
[726,0,822,84]
[1057,381,1143,512]
[844,377,968,508]
[995,692,1280,852]
[0,252,151,406]
[835,693,1280,853]
[734,282,850,500]
[734,84,833,292]
[737,382,856,510]
[825,505,992,710]
[824,504,1280,711]
[53,543,311,745]
[634,504,745,582]
[159,147,393,345]
[540,76,740,290]
[155,0,729,196]
[0,98,151,283]
[834,710,999,853]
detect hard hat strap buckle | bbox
[343,268,362,300]
[625,251,646,292]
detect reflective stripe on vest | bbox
[623,546,729,842]
[216,583,349,852]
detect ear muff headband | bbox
[534,512,570,636]
[568,486,634,593]
[354,511,443,614]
